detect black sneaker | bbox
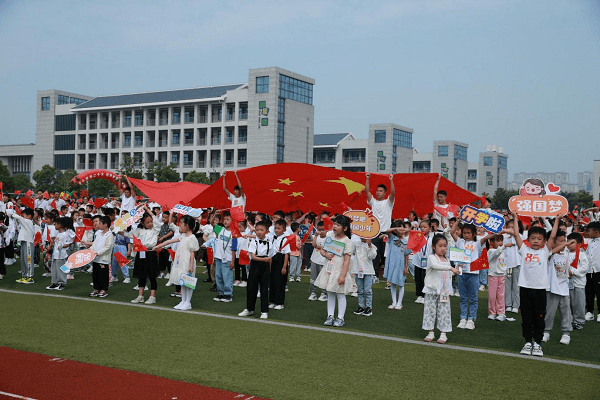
[362,307,373,316]
[56,284,65,291]
[209,284,217,292]
[97,290,108,298]
[46,283,58,290]
[170,291,181,297]
[202,278,212,283]
[354,307,365,315]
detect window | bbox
[438,146,449,156]
[237,149,247,166]
[198,106,208,123]
[211,105,222,122]
[159,108,168,125]
[184,129,194,145]
[55,115,76,131]
[54,134,75,151]
[342,149,365,163]
[58,95,69,105]
[342,167,365,172]
[454,145,467,161]
[484,156,493,166]
[239,102,248,120]
[393,128,412,149]
[135,111,143,126]
[313,149,336,164]
[277,122,285,162]
[123,133,131,147]
[276,146,284,163]
[413,161,431,173]
[134,132,143,147]
[225,150,234,166]
[467,182,477,192]
[54,154,75,170]
[211,128,221,145]
[184,106,194,123]
[183,151,193,166]
[468,169,477,180]
[279,74,313,105]
[41,97,50,110]
[211,150,221,168]
[226,104,235,121]
[498,156,508,169]
[374,130,386,143]
[256,76,270,93]
[171,152,180,166]
[172,130,180,145]
[278,98,285,122]
[238,126,247,143]
[70,97,86,105]
[172,107,181,124]
[124,111,132,127]
[133,153,143,166]
[225,128,234,144]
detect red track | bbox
[0,347,267,400]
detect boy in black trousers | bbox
[269,219,290,310]
[238,220,271,319]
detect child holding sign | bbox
[315,215,356,327]
[131,205,162,305]
[89,216,115,298]
[423,234,460,343]
[153,215,199,310]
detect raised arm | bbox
[510,212,524,249]
[222,172,231,197]
[450,220,460,242]
[118,175,125,195]
[546,214,562,250]
[479,232,496,246]
[125,176,136,197]
[388,174,395,204]
[433,174,441,204]
[365,172,373,203]
[235,171,244,198]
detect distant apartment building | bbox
[477,145,508,197]
[508,170,593,194]
[594,160,600,201]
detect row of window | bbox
[279,74,313,105]
[277,98,285,163]
[58,95,87,105]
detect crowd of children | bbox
[1,172,600,359]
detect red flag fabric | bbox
[322,216,334,231]
[75,227,86,242]
[50,199,57,210]
[126,177,208,209]
[0,182,2,190]
[407,230,428,252]
[188,164,480,218]
[571,245,580,268]
[230,205,245,222]
[594,200,600,208]
[167,248,176,260]
[14,190,21,195]
[280,234,297,252]
[34,232,42,247]
[581,243,588,251]
[43,191,49,200]
[470,247,489,271]
[46,227,51,243]
[230,221,242,239]
[518,215,532,228]
[80,190,89,198]
[239,249,250,265]
[21,197,34,209]
[301,223,314,244]
[15,207,22,216]
[206,247,214,265]
[25,189,33,198]
[132,236,148,252]
[94,198,108,209]
[114,251,130,267]
[582,217,591,225]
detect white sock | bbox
[397,286,405,305]
[327,291,336,316]
[184,287,193,305]
[390,284,397,306]
[337,293,346,320]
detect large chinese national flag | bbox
[127,178,209,209]
[188,163,479,218]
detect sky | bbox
[0,0,598,182]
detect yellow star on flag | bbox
[326,177,365,195]
[289,191,304,197]
[271,188,285,193]
[279,178,294,186]
[319,202,330,208]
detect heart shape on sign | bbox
[546,182,560,193]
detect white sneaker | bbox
[285,285,289,292]
[123,278,130,284]
[158,273,165,279]
[585,312,594,321]
[295,276,301,282]
[145,296,156,304]
[166,282,174,287]
[90,282,94,286]
[597,314,600,323]
[86,266,93,273]
[457,319,467,329]
[238,281,247,287]
[479,285,485,291]
[174,301,185,310]
[496,314,507,322]
[0,274,3,280]
[308,293,318,301]
[318,293,328,302]
[542,332,550,342]
[238,309,253,317]
[415,296,425,304]
[257,291,261,298]
[289,277,294,283]
[465,320,475,330]
[532,342,543,357]
[274,304,284,310]
[559,334,570,345]
[112,277,119,282]
[131,296,145,304]
[452,291,460,297]
[351,292,358,297]
[488,314,496,320]
[179,303,192,311]
[165,273,170,279]
[42,272,50,277]
[133,285,139,290]
[260,312,268,319]
[388,304,396,310]
[520,342,533,355]
[268,303,275,309]
[233,280,240,286]
[394,304,403,310]
[373,277,379,284]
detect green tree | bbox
[11,174,33,192]
[147,161,179,182]
[0,160,13,191]
[117,155,144,179]
[562,191,593,210]
[490,188,518,211]
[32,165,61,192]
[86,178,119,198]
[183,170,211,184]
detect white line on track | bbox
[2,288,599,370]
[0,390,37,399]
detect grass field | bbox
[1,261,600,399]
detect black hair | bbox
[102,208,115,216]
[274,219,287,228]
[21,208,34,217]
[274,210,285,219]
[316,221,324,228]
[430,218,440,227]
[180,215,195,231]
[245,212,255,225]
[403,221,411,229]
[222,210,231,218]
[588,221,600,233]
[305,214,315,223]
[552,229,566,240]
[320,211,330,217]
[98,215,111,227]
[432,233,447,248]
[437,190,447,197]
[567,232,583,244]
[377,184,387,192]
[449,217,457,223]
[420,219,432,228]
[333,215,352,239]
[255,220,269,230]
[528,226,546,239]
[60,205,68,211]
[83,213,92,219]
[92,214,101,220]
[461,223,477,236]
[291,222,300,232]
[238,219,248,228]
[55,217,70,230]
[507,218,524,234]
[284,213,293,221]
[162,210,170,216]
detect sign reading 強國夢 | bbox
[343,209,381,239]
[508,179,569,217]
[458,205,505,233]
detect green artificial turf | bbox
[2,260,599,366]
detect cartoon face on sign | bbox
[520,178,546,197]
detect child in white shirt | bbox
[566,232,588,329]
[352,238,377,316]
[308,222,327,302]
[486,234,511,321]
[10,208,35,284]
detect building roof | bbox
[73,84,245,110]
[313,133,353,147]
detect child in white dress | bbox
[315,215,356,327]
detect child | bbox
[46,217,73,290]
[567,232,589,329]
[314,215,356,327]
[504,218,523,313]
[238,220,271,319]
[156,210,174,280]
[288,222,302,282]
[130,204,161,304]
[423,234,460,344]
[477,226,489,291]
[383,221,412,310]
[543,229,572,345]
[308,221,328,301]
[269,219,290,310]
[487,234,511,321]
[89,216,115,298]
[413,220,433,304]
[584,221,600,322]
[234,219,250,287]
[450,223,494,330]
[511,210,561,357]
[153,215,199,310]
[10,208,35,284]
[212,211,235,303]
[41,212,57,278]
[352,238,377,316]
[0,212,7,279]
